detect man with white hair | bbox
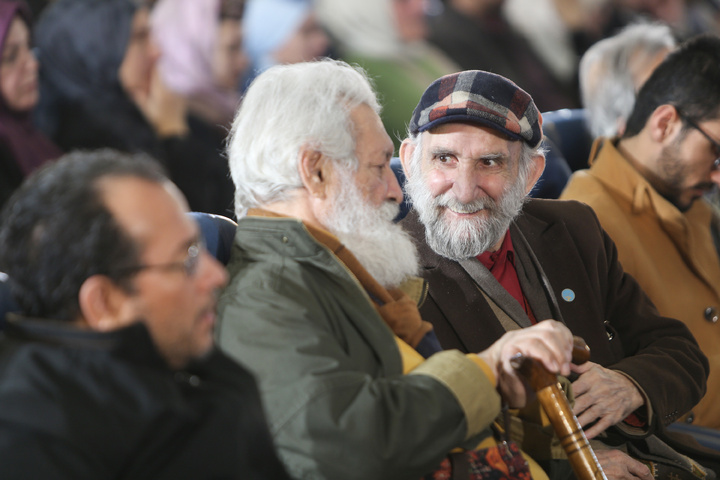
[580,22,676,139]
[215,59,577,480]
[399,70,718,479]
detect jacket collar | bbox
[588,138,720,296]
[400,206,557,269]
[237,212,407,371]
[400,209,442,270]
[4,314,170,370]
[400,202,565,352]
[589,137,718,250]
[246,208,427,305]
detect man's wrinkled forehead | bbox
[420,121,522,158]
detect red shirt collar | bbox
[475,230,537,324]
[477,230,514,270]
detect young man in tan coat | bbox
[562,34,720,429]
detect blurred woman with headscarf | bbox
[150,0,247,217]
[151,0,247,128]
[35,0,235,215]
[0,0,60,209]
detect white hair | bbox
[580,22,676,139]
[227,58,381,217]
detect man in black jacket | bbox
[0,150,291,480]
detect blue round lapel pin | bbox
[561,289,575,302]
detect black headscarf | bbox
[34,0,158,155]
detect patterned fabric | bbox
[409,70,543,148]
[423,442,531,480]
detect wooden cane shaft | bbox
[537,384,607,480]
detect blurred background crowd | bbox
[2,0,720,216]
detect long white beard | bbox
[404,165,528,261]
[318,168,419,288]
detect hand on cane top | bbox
[476,320,574,408]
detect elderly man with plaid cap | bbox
[216,58,580,480]
[399,71,720,479]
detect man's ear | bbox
[78,275,132,332]
[647,104,682,144]
[524,153,546,195]
[298,148,331,199]
[399,139,416,177]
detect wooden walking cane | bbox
[511,337,608,480]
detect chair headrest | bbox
[187,212,237,265]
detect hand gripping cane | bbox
[511,337,607,480]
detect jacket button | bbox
[704,307,718,323]
[685,412,695,424]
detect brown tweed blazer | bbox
[401,199,718,465]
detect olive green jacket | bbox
[216,215,500,480]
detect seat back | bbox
[542,109,594,172]
[530,136,573,199]
[188,212,237,265]
[392,145,572,203]
[390,157,411,222]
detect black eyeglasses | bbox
[113,237,205,278]
[679,114,720,170]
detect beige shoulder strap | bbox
[479,288,521,332]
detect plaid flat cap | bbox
[409,70,543,148]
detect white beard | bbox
[318,168,419,288]
[404,163,528,261]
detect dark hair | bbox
[624,34,720,138]
[0,149,167,321]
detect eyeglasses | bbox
[679,114,720,170]
[113,237,205,278]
